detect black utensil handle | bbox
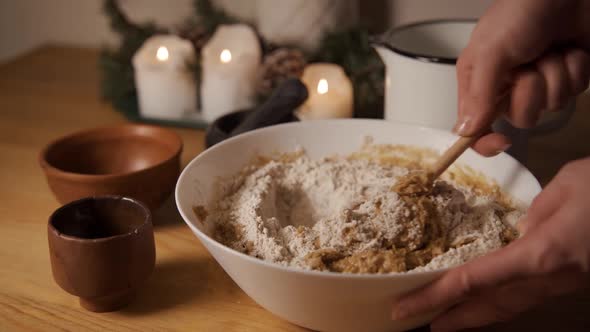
[230,78,308,136]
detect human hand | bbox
[391,157,590,331]
[454,0,590,155]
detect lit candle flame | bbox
[156,46,169,62]
[317,79,329,95]
[220,49,232,63]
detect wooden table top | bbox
[0,46,588,332]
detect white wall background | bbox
[0,0,195,61]
[0,0,492,62]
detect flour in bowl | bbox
[196,144,523,274]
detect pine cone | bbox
[256,48,306,97]
[177,23,210,53]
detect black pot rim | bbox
[371,18,478,65]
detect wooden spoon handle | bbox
[430,136,478,179]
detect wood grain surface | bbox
[0,46,588,332]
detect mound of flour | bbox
[202,153,522,273]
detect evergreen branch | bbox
[311,27,385,118]
[100,0,165,115]
[103,0,141,35]
[99,0,385,120]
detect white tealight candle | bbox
[297,63,354,120]
[132,35,197,120]
[200,24,261,122]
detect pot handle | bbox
[528,100,576,136]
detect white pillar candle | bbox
[200,24,261,122]
[256,0,358,52]
[132,35,197,120]
[297,63,354,120]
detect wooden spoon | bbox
[393,135,479,196]
[430,136,479,180]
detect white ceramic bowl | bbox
[176,120,541,332]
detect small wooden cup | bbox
[48,196,155,312]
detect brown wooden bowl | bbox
[48,196,155,312]
[40,124,182,210]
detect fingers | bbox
[430,269,588,332]
[503,49,589,131]
[564,48,590,94]
[431,300,512,332]
[536,53,572,111]
[392,183,579,324]
[456,48,590,150]
[392,238,534,320]
[456,48,512,136]
[430,286,540,332]
[471,132,512,156]
[507,69,546,128]
[456,49,473,121]
[518,175,569,233]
